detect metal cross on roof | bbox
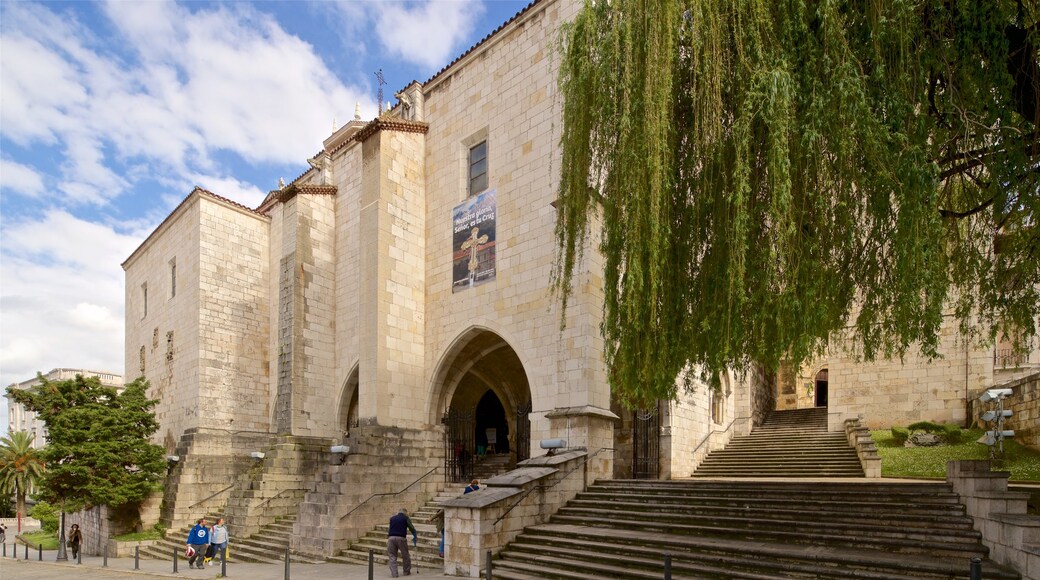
[375,69,386,115]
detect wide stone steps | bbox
[328,493,456,568]
[693,408,864,477]
[489,480,1021,579]
[139,514,322,565]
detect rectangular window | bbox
[468,141,488,196]
[142,283,148,318]
[169,258,177,299]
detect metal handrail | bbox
[256,487,311,510]
[492,447,612,528]
[189,484,234,510]
[689,416,741,458]
[339,466,441,521]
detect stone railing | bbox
[441,449,592,577]
[844,417,881,477]
[947,460,1039,577]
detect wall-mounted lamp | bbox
[250,451,266,460]
[330,445,351,464]
[539,439,567,456]
[166,455,180,463]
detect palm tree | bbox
[0,431,45,531]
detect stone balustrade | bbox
[844,417,881,477]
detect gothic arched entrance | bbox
[434,328,532,482]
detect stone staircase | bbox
[139,513,322,564]
[490,479,1022,579]
[328,491,456,570]
[693,407,865,477]
[472,452,512,481]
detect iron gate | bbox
[515,399,531,462]
[443,407,475,482]
[633,401,661,479]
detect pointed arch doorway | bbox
[435,329,532,483]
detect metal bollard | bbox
[2,542,5,557]
[103,543,108,567]
[38,544,42,561]
[135,545,140,569]
[221,545,227,578]
[25,542,29,559]
[970,556,982,580]
[368,549,374,580]
[486,549,493,580]
[173,546,178,572]
[284,546,290,580]
[664,553,672,580]
[77,545,82,564]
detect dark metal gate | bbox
[633,401,661,479]
[443,407,475,482]
[515,399,531,462]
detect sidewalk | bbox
[0,548,452,579]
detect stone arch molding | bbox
[427,323,534,425]
[336,362,360,435]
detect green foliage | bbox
[0,430,45,519]
[0,494,13,518]
[5,375,166,513]
[20,530,59,550]
[112,530,162,542]
[942,424,964,444]
[872,429,1040,480]
[554,0,1040,408]
[908,421,944,434]
[891,427,910,444]
[29,501,59,533]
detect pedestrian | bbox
[464,479,480,494]
[0,522,7,545]
[185,517,210,569]
[68,524,83,559]
[386,507,417,578]
[210,517,229,566]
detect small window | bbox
[142,283,148,318]
[468,141,488,196]
[139,345,146,373]
[169,258,177,299]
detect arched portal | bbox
[815,368,829,407]
[433,328,532,482]
[337,365,360,436]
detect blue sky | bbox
[0,0,532,432]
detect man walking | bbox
[186,517,210,569]
[387,508,417,578]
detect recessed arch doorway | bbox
[433,328,532,482]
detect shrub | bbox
[908,420,944,434]
[942,423,963,444]
[891,427,910,444]
[29,501,58,533]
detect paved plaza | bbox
[0,549,453,579]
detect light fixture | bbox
[539,439,567,456]
[166,455,180,463]
[330,445,351,464]
[250,451,265,460]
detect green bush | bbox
[29,502,58,533]
[908,420,944,434]
[942,423,963,444]
[891,427,910,444]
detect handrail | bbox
[492,447,613,528]
[689,416,740,458]
[256,487,311,510]
[189,484,234,510]
[339,466,441,521]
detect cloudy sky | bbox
[0,0,530,433]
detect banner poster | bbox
[452,189,497,293]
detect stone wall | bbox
[442,449,590,577]
[64,494,161,557]
[292,426,444,558]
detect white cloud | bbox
[0,211,142,391]
[373,1,486,70]
[190,173,270,209]
[0,1,377,208]
[0,159,46,198]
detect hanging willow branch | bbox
[552,0,1040,409]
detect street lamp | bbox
[56,511,68,561]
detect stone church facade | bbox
[122,0,1034,559]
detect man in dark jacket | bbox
[186,518,210,569]
[387,508,417,577]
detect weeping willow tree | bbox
[553,0,1039,408]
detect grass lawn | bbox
[19,530,60,550]
[112,530,162,542]
[871,428,1040,481]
